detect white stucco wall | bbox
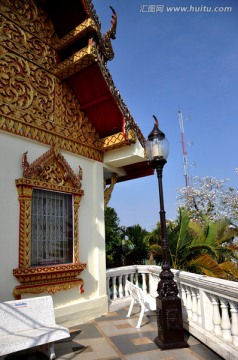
[0,132,108,324]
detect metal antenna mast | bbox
[178,110,190,187]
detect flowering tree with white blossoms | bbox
[177,176,238,223]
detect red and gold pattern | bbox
[0,0,104,158]
[13,263,86,285]
[13,147,86,298]
[55,45,98,80]
[13,279,85,300]
[101,131,137,151]
[0,116,103,161]
[0,0,145,156]
[0,44,102,155]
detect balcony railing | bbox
[106,265,238,360]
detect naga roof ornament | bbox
[99,6,117,62]
[84,1,117,63]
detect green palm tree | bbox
[187,215,238,279]
[144,220,175,264]
[124,225,149,265]
[148,208,238,280]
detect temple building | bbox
[0,0,153,323]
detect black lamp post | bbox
[145,116,188,350]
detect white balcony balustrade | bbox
[106,265,238,360]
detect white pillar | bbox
[230,301,238,346]
[220,298,232,342]
[118,275,123,298]
[186,286,192,319]
[191,287,198,322]
[112,276,117,300]
[211,295,222,335]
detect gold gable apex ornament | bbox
[20,146,83,194]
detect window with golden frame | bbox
[13,146,86,299]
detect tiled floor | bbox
[5,307,223,360]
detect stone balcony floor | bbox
[6,306,223,360]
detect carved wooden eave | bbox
[55,44,98,80]
[53,18,98,53]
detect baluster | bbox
[230,301,238,346]
[129,273,134,283]
[149,272,153,296]
[211,295,222,335]
[176,281,182,299]
[112,276,117,300]
[118,275,123,298]
[196,290,202,325]
[151,274,158,296]
[142,273,147,293]
[181,284,187,309]
[186,286,192,319]
[135,272,139,286]
[191,288,198,322]
[124,274,129,297]
[220,298,232,342]
[106,277,111,302]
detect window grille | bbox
[31,189,73,266]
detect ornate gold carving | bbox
[13,263,86,285]
[83,0,101,30]
[54,18,98,52]
[0,0,146,155]
[0,116,103,161]
[104,174,118,207]
[14,147,86,297]
[127,129,137,142]
[0,43,102,156]
[101,132,128,151]
[13,279,85,300]
[55,45,98,80]
[0,13,56,71]
[17,190,32,268]
[22,146,83,190]
[1,0,38,22]
[0,47,54,117]
[0,0,55,44]
[73,195,82,263]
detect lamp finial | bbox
[153,115,159,127]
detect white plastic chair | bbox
[126,280,156,328]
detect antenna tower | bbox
[178,110,190,187]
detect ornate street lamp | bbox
[145,115,188,350]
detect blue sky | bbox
[93,0,238,230]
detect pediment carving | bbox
[22,146,82,191]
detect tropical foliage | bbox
[105,207,149,267]
[167,208,238,280]
[105,206,123,268]
[105,203,238,280]
[122,225,149,265]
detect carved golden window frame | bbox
[13,146,86,299]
